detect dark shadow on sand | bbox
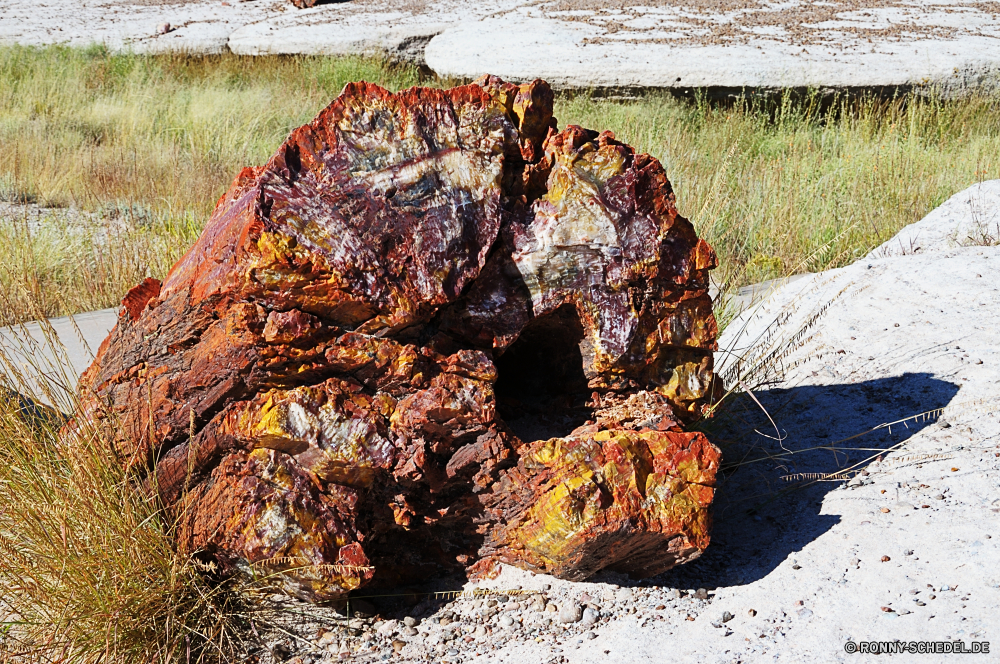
[609,372,961,591]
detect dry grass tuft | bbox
[0,207,202,326]
[0,330,253,663]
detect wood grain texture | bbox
[71,76,721,600]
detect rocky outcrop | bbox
[72,76,721,601]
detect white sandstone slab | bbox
[227,0,521,61]
[870,180,1000,258]
[0,0,286,54]
[4,0,1000,91]
[0,307,116,408]
[425,1,1000,91]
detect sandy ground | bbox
[1,0,998,90]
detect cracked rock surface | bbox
[73,76,720,601]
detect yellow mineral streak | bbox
[658,359,713,410]
[238,385,392,488]
[248,232,377,324]
[509,430,715,570]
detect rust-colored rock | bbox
[73,76,721,600]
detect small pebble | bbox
[721,611,734,623]
[580,607,599,627]
[403,616,419,628]
[403,627,418,637]
[881,555,891,562]
[499,615,514,627]
[156,22,172,34]
[694,588,709,600]
[559,603,583,624]
[392,640,406,653]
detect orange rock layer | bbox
[72,76,721,600]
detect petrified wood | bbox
[73,76,721,600]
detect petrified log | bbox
[73,76,721,600]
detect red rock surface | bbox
[73,76,721,600]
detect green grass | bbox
[0,46,432,326]
[559,91,999,287]
[1,45,999,326]
[0,45,428,213]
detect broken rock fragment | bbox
[72,76,721,600]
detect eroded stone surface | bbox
[72,76,720,600]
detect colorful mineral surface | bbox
[72,76,721,601]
